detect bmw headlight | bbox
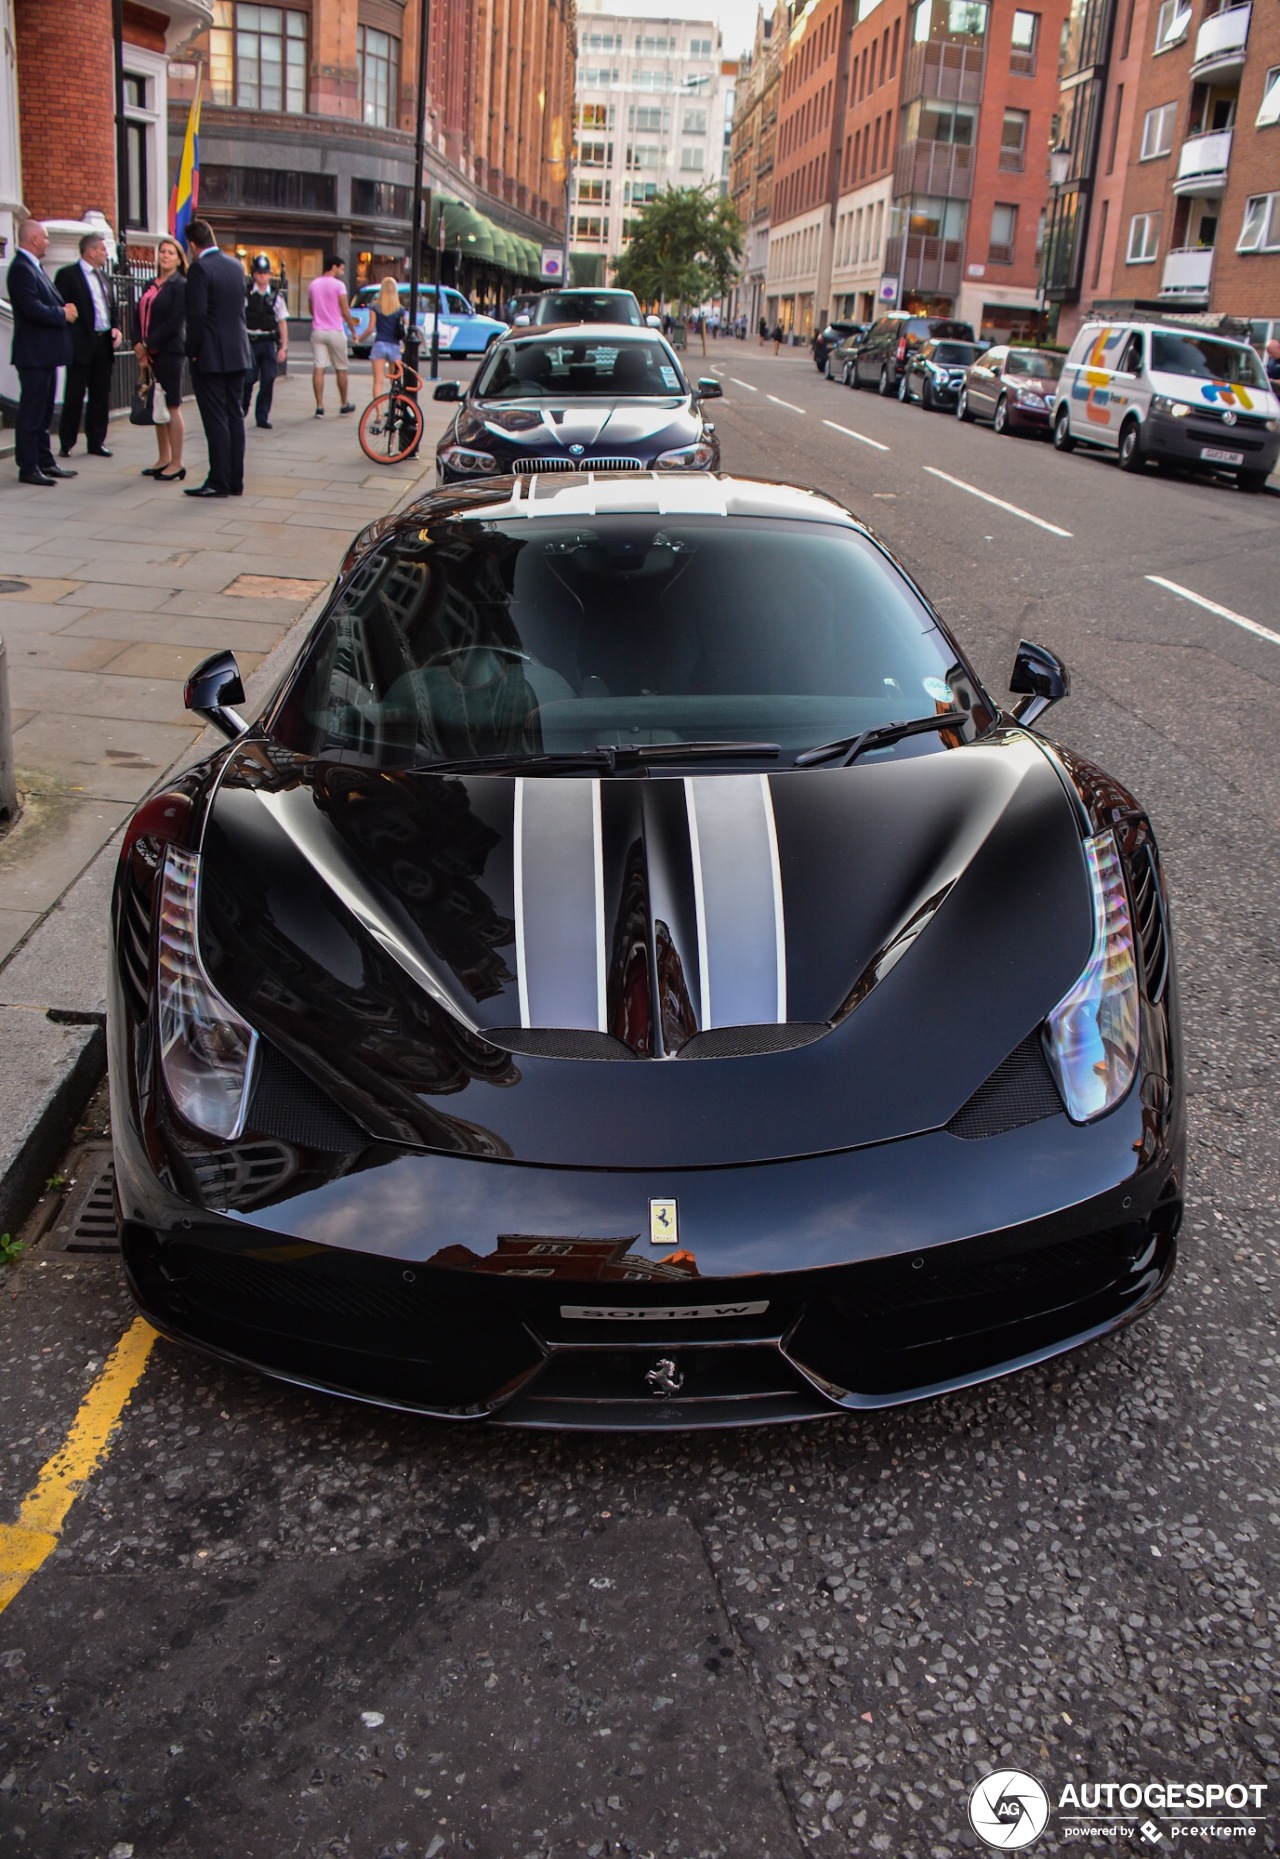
[1151,395,1191,418]
[1043,831,1139,1123]
[654,442,716,470]
[439,445,498,473]
[156,847,257,1141]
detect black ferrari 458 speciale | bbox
[109,473,1183,1427]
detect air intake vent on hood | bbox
[677,1023,831,1059]
[947,1032,1063,1140]
[486,1028,639,1061]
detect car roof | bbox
[397,472,860,533]
[494,324,669,344]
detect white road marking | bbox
[822,418,889,453]
[1145,575,1280,648]
[767,395,806,413]
[730,377,758,392]
[922,466,1073,537]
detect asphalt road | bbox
[1,349,1277,1859]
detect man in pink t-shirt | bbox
[307,257,359,415]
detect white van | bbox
[1050,320,1280,491]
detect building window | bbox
[1237,194,1280,252]
[913,0,989,42]
[680,147,705,171]
[689,37,713,55]
[1257,68,1280,128]
[574,216,608,242]
[1140,102,1177,158]
[628,105,667,132]
[584,31,619,50]
[121,66,164,232]
[356,26,397,128]
[625,144,660,169]
[577,141,612,167]
[351,178,411,219]
[582,68,620,87]
[625,180,658,203]
[1010,10,1038,73]
[1153,0,1191,52]
[577,178,611,205]
[577,103,612,129]
[914,100,977,144]
[683,107,707,135]
[201,165,338,212]
[210,3,307,113]
[988,202,1018,262]
[1127,212,1159,262]
[635,34,675,53]
[998,109,1029,169]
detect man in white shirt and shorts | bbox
[307,256,359,415]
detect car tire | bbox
[1238,469,1268,493]
[1117,418,1145,473]
[922,380,934,411]
[825,355,834,379]
[843,360,855,387]
[848,362,862,389]
[1053,405,1075,452]
[898,371,910,402]
[993,395,1010,436]
[956,387,973,422]
[878,364,894,397]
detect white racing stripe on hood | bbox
[685,773,786,1027]
[515,777,606,1030]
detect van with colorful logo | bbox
[1050,320,1280,490]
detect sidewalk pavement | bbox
[0,363,456,1235]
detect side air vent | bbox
[485,1027,638,1061]
[117,855,155,1021]
[677,1023,831,1059]
[1128,843,1169,1002]
[947,1032,1063,1140]
[247,1041,372,1150]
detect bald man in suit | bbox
[6,219,79,485]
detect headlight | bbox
[1042,831,1139,1123]
[156,847,257,1141]
[654,442,716,470]
[1013,388,1043,406]
[439,445,497,473]
[1151,395,1191,418]
[1264,416,1278,432]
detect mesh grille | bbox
[677,1023,831,1059]
[247,1040,371,1148]
[1128,844,1168,1002]
[511,456,643,473]
[118,861,153,1021]
[947,1032,1063,1140]
[485,1027,638,1060]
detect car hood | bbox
[463,399,694,451]
[196,734,1090,1167]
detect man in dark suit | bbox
[6,219,79,486]
[53,231,123,457]
[183,218,252,498]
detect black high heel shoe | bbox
[140,466,163,476]
[154,466,187,483]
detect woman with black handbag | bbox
[134,237,188,481]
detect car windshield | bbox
[930,343,981,365]
[535,293,643,326]
[275,516,976,769]
[1150,332,1267,387]
[475,338,683,399]
[1006,350,1063,380]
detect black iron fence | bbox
[106,258,193,412]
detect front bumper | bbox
[1144,408,1280,474]
[115,1084,1184,1430]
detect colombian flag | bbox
[169,70,202,248]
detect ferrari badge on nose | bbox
[649,1198,678,1245]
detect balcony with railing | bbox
[893,139,974,201]
[1158,247,1214,300]
[882,234,963,297]
[900,41,985,106]
[1173,128,1233,194]
[1190,4,1250,80]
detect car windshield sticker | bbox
[660,365,679,389]
[922,677,953,704]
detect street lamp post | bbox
[1039,143,1072,344]
[406,0,431,389]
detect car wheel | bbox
[878,364,894,397]
[1238,469,1268,493]
[849,362,862,390]
[898,371,910,402]
[993,395,1010,435]
[921,379,934,411]
[956,387,973,422]
[1053,405,1075,452]
[825,355,834,379]
[1117,418,1145,473]
[842,360,854,387]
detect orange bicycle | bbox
[358,359,424,465]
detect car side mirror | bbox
[1009,639,1070,728]
[433,380,462,401]
[696,377,723,398]
[514,313,531,326]
[185,649,247,740]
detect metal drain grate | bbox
[42,1147,121,1254]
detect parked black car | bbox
[432,328,722,482]
[109,474,1183,1429]
[814,320,863,374]
[901,340,984,410]
[958,345,1065,437]
[848,313,977,395]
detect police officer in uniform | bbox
[243,255,289,429]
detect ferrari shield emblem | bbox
[648,1198,678,1246]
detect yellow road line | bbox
[0,1316,156,1614]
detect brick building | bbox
[765,0,844,335]
[728,5,784,329]
[1054,0,1280,343]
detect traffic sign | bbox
[541,249,564,279]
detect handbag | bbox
[130,366,155,426]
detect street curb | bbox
[0,436,443,1242]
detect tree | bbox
[613,186,744,344]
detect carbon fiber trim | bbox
[947,1032,1063,1140]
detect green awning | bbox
[436,194,491,259]
[492,229,521,274]
[523,237,544,275]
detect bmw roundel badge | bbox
[569,443,585,455]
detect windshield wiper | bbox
[414,741,781,776]
[794,709,968,768]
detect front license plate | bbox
[560,1301,770,1322]
[1200,446,1244,465]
